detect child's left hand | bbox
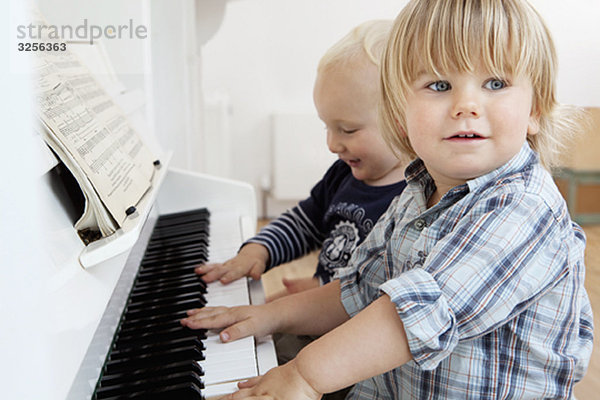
[266,277,320,302]
[224,360,321,400]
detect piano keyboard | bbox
[93,208,260,399]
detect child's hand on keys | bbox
[195,243,269,284]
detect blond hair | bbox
[380,0,585,170]
[318,20,392,72]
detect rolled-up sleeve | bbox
[379,269,456,370]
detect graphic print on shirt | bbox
[320,220,359,271]
[319,202,373,275]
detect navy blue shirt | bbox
[246,160,406,283]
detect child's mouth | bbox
[447,132,485,141]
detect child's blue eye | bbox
[427,81,451,92]
[484,79,506,90]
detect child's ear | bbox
[527,110,540,136]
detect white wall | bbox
[528,0,600,106]
[202,0,600,216]
[202,0,411,216]
[18,0,600,218]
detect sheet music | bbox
[34,48,156,229]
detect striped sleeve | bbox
[244,204,324,270]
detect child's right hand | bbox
[266,277,321,302]
[180,303,279,342]
[230,359,321,399]
[195,243,269,284]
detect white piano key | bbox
[203,334,256,355]
[200,335,258,385]
[203,381,244,399]
[201,361,258,388]
[199,211,276,397]
[205,279,250,307]
[256,336,278,375]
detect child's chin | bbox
[350,168,363,180]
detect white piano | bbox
[1,145,277,400]
[4,146,278,400]
[1,2,277,399]
[59,165,278,400]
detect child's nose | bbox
[327,131,344,154]
[452,90,481,119]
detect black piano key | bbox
[143,241,210,257]
[138,258,202,271]
[109,340,203,364]
[148,232,208,249]
[140,252,209,269]
[99,360,203,389]
[107,346,204,371]
[155,213,208,225]
[126,293,202,312]
[121,309,189,327]
[135,265,199,281]
[153,216,207,230]
[147,238,209,257]
[149,223,209,240]
[141,250,209,266]
[149,225,208,240]
[145,233,208,250]
[154,215,208,228]
[155,208,209,224]
[132,274,206,293]
[111,337,205,360]
[94,208,212,399]
[118,316,200,337]
[105,345,204,375]
[116,323,207,345]
[142,249,208,266]
[125,294,205,315]
[96,371,204,399]
[120,305,198,327]
[119,316,186,334]
[128,282,206,304]
[116,325,207,346]
[97,381,205,400]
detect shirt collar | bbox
[466,142,538,192]
[404,142,539,203]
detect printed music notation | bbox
[33,45,156,236]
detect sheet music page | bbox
[32,36,156,229]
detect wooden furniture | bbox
[554,107,600,224]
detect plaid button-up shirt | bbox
[339,144,593,399]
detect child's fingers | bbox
[194,263,215,275]
[185,306,227,317]
[248,262,265,281]
[237,376,262,389]
[196,263,225,283]
[180,306,238,330]
[229,387,272,400]
[219,267,249,284]
[219,316,257,342]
